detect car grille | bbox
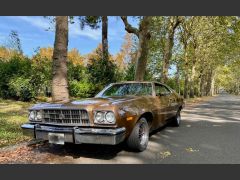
[43,109,90,126]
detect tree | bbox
[32,47,53,61]
[87,44,117,92]
[52,16,69,103]
[80,16,109,61]
[121,16,152,81]
[114,33,137,70]
[68,48,84,65]
[161,16,181,83]
[101,16,109,61]
[0,46,16,60]
[5,30,23,54]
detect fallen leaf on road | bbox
[160,151,171,159]
[185,147,199,153]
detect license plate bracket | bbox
[48,133,65,145]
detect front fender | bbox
[117,105,153,137]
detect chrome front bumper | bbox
[21,124,126,145]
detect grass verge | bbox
[0,99,33,147]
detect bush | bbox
[30,59,52,96]
[87,58,117,87]
[68,62,85,82]
[8,77,35,101]
[69,80,96,98]
[0,55,52,101]
[0,56,32,99]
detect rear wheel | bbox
[126,117,149,152]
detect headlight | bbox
[29,111,35,120]
[29,110,42,121]
[94,111,116,124]
[105,112,116,123]
[94,112,104,123]
[36,111,43,120]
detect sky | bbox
[0,16,139,57]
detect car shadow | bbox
[28,140,127,160]
[28,124,170,161]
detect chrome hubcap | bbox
[139,122,148,145]
[177,113,181,124]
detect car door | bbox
[153,83,172,126]
[162,85,178,119]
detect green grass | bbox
[0,99,33,147]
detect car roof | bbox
[111,81,173,91]
[114,81,163,84]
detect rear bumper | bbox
[21,124,126,145]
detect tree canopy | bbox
[0,16,239,102]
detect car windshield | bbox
[96,83,153,97]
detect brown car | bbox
[22,81,184,151]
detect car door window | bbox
[155,84,171,96]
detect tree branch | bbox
[173,16,182,31]
[121,16,139,37]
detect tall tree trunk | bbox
[101,16,108,61]
[161,16,181,83]
[210,70,215,96]
[237,78,240,95]
[134,17,151,81]
[52,16,69,103]
[183,43,189,99]
[199,61,207,97]
[210,77,215,96]
[175,63,180,95]
[161,34,173,83]
[134,32,150,80]
[184,72,189,99]
[121,16,151,81]
[206,69,213,96]
[189,61,196,98]
[200,73,205,97]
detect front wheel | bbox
[126,117,149,152]
[171,110,181,127]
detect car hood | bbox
[30,96,143,110]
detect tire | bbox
[171,109,181,127]
[126,117,149,152]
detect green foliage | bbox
[1,16,240,102]
[79,16,101,29]
[8,76,35,101]
[123,63,135,81]
[68,62,85,81]
[0,56,31,98]
[69,80,95,98]
[0,54,52,100]
[87,48,118,94]
[68,62,97,98]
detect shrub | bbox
[87,58,117,88]
[8,76,35,101]
[0,56,32,99]
[69,80,96,98]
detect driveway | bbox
[1,94,240,164]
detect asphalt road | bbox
[1,93,240,164]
